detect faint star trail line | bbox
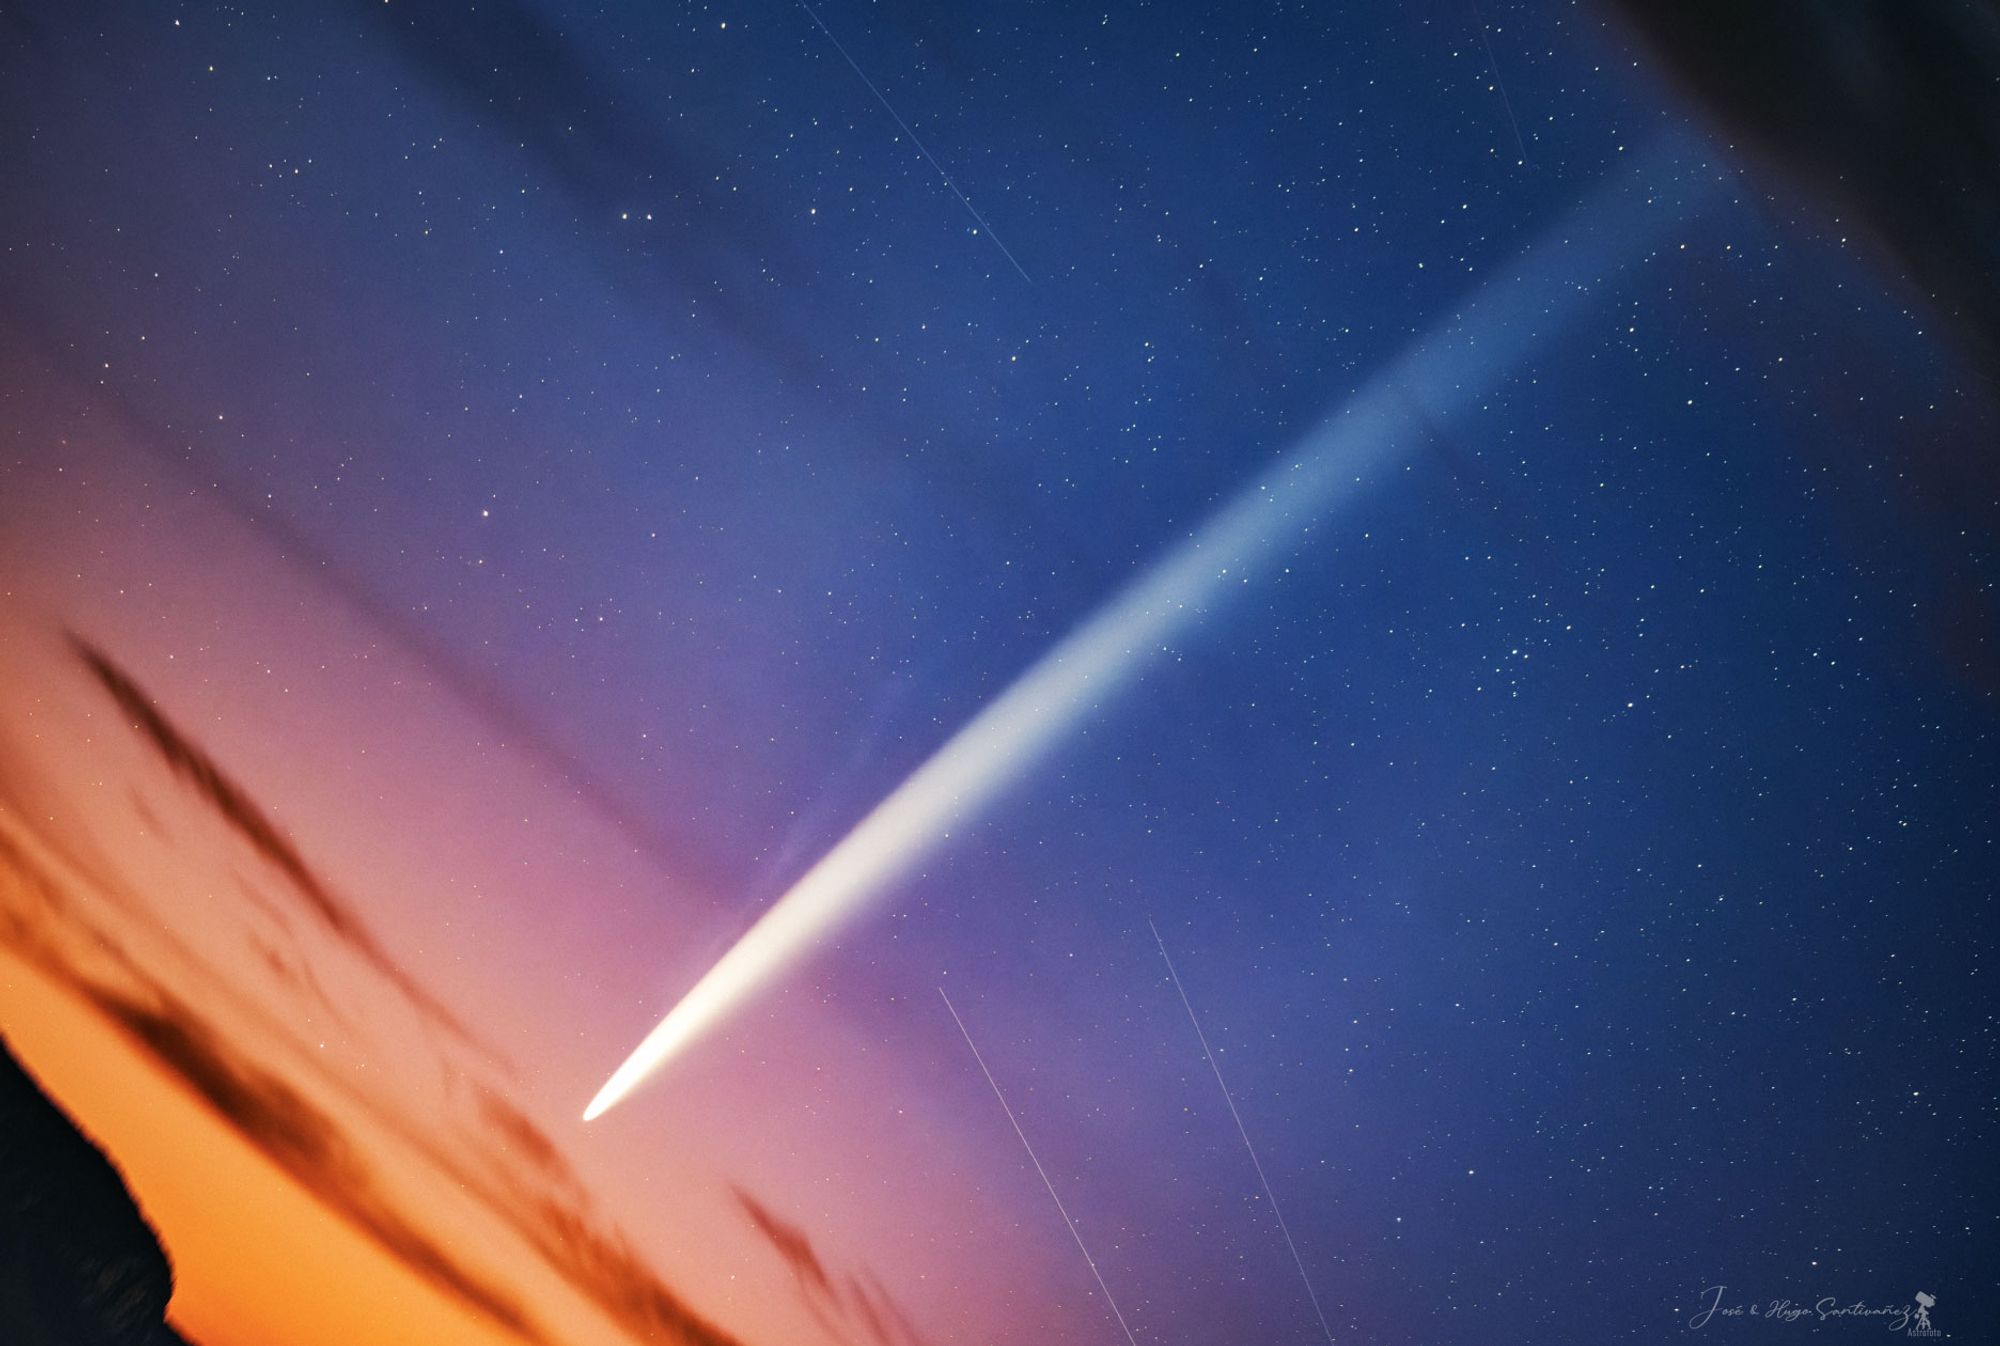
[793,0,1032,282]
[938,986,1140,1346]
[1469,0,1529,164]
[1150,920,1337,1344]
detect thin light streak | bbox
[1150,920,1335,1344]
[1470,0,1529,164]
[795,0,1032,282]
[938,987,1139,1346]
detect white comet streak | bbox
[581,140,1716,1123]
[795,0,1032,283]
[1150,920,1336,1344]
[938,987,1140,1346]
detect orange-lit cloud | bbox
[1,640,799,1346]
[735,1189,930,1346]
[72,636,502,1065]
[89,981,550,1344]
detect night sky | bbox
[1,3,1995,1345]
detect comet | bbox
[581,140,1715,1122]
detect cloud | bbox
[71,636,504,1065]
[735,1189,833,1297]
[0,825,548,1344]
[2,649,774,1346]
[476,1086,584,1191]
[465,1179,753,1346]
[348,0,827,388]
[733,1189,929,1346]
[86,981,553,1345]
[9,636,941,1346]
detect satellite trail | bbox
[1150,920,1337,1343]
[938,987,1139,1346]
[1469,0,1529,164]
[795,0,1032,282]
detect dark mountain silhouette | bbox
[1608,0,2000,374]
[0,1031,194,1346]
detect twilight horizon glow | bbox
[7,6,1997,1344]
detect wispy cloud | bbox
[0,826,546,1343]
[735,1189,929,1346]
[87,981,550,1344]
[2,639,817,1346]
[72,635,503,1065]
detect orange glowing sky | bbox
[0,378,1094,1346]
[13,5,1995,1341]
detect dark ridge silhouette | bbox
[72,983,549,1345]
[0,1031,194,1346]
[2,661,771,1346]
[1606,0,2000,375]
[1,761,760,1346]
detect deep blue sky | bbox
[2,2,1995,1343]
